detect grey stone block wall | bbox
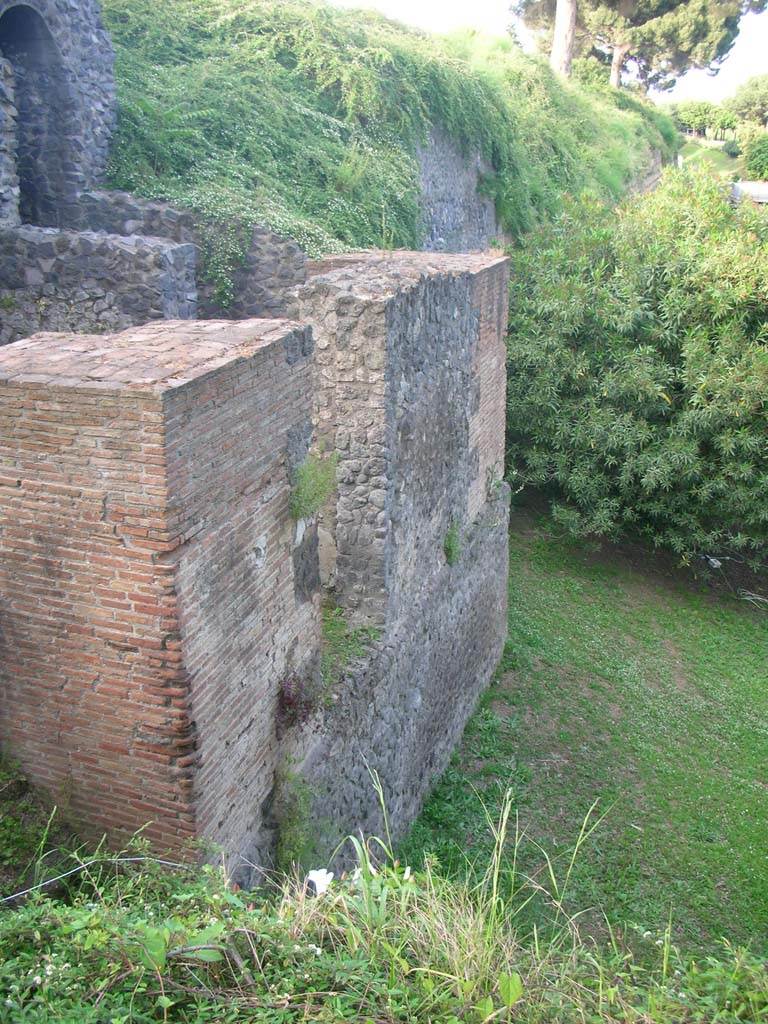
[0,226,197,344]
[273,251,511,872]
[0,57,18,227]
[0,0,115,226]
[61,190,308,319]
[300,489,510,861]
[417,127,504,252]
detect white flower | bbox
[306,868,334,895]
[403,866,411,881]
[32,976,42,986]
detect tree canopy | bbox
[725,74,768,124]
[514,0,767,89]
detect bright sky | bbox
[328,0,768,102]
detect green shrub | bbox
[722,138,741,158]
[289,454,337,521]
[506,167,768,563]
[745,135,768,179]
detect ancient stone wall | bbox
[0,252,510,875]
[0,57,18,228]
[0,319,318,853]
[0,0,115,225]
[59,190,309,319]
[286,251,511,863]
[0,226,197,345]
[417,127,505,252]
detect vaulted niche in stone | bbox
[0,4,73,225]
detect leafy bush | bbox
[745,135,768,179]
[722,138,741,157]
[506,168,768,563]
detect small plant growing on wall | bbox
[277,673,319,730]
[273,764,315,872]
[321,603,380,690]
[290,454,337,521]
[443,519,462,566]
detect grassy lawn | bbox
[680,139,741,178]
[401,509,768,952]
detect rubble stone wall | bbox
[0,57,18,227]
[0,226,197,345]
[62,190,308,319]
[417,127,504,252]
[286,251,511,865]
[0,0,115,225]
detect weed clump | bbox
[443,519,462,566]
[289,454,337,521]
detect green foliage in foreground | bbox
[100,0,674,298]
[402,515,768,949]
[2,800,767,1023]
[505,168,768,562]
[745,136,768,180]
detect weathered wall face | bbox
[59,190,309,319]
[0,0,115,225]
[0,209,306,347]
[0,319,318,855]
[0,57,18,227]
[287,251,511,861]
[0,252,510,878]
[164,320,319,869]
[417,128,504,253]
[0,2,203,344]
[0,227,197,345]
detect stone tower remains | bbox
[0,1,512,876]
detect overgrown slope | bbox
[101,0,676,270]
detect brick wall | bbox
[0,319,317,860]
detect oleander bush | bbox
[506,167,768,563]
[745,135,768,180]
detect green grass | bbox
[401,509,768,952]
[320,604,380,690]
[680,140,740,178]
[2,789,767,1022]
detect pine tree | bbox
[513,0,767,88]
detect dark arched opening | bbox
[0,4,74,225]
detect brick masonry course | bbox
[0,318,317,855]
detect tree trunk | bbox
[609,43,630,88]
[549,0,577,78]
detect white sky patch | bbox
[327,0,768,102]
